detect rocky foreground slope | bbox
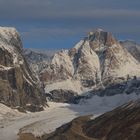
[0,27,46,111]
[40,99,140,140]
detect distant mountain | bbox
[24,48,57,74]
[24,49,54,63]
[120,40,140,62]
[42,99,140,140]
[0,27,46,111]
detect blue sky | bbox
[0,0,140,49]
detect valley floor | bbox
[0,93,140,140]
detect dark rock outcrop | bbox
[46,89,78,103]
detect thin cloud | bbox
[0,0,140,20]
[21,27,86,39]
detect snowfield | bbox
[0,93,140,140]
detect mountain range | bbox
[34,29,140,103]
[0,27,140,140]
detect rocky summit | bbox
[0,27,46,112]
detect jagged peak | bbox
[72,29,117,53]
[88,29,115,40]
[87,29,117,49]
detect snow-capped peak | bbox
[40,29,140,94]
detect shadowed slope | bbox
[43,100,140,140]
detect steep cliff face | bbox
[41,29,140,93]
[73,40,101,87]
[0,27,46,111]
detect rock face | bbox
[43,99,140,140]
[0,27,46,111]
[40,29,140,92]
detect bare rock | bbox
[0,27,46,111]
